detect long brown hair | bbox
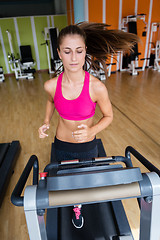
[56,22,139,77]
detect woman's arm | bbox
[43,94,55,125]
[90,81,113,135]
[38,80,56,138]
[73,79,113,142]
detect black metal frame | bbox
[11,155,39,207]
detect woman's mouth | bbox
[70,63,78,66]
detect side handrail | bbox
[125,146,160,176]
[11,155,39,207]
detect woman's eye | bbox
[64,52,70,54]
[77,51,83,54]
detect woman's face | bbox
[58,34,86,72]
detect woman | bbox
[38,22,138,228]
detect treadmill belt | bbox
[59,203,118,240]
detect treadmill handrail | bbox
[11,155,39,207]
[125,146,160,176]
[44,156,133,173]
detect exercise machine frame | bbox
[120,14,147,75]
[42,27,62,74]
[148,22,160,72]
[6,30,35,81]
[0,66,5,82]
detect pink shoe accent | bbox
[73,207,81,220]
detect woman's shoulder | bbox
[44,76,58,95]
[89,73,108,93]
[89,73,109,102]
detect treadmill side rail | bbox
[24,186,47,240]
[140,172,160,240]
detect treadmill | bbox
[0,140,20,207]
[11,139,160,240]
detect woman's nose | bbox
[71,52,77,61]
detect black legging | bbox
[54,136,98,162]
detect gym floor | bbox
[0,69,160,239]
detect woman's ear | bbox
[57,48,62,60]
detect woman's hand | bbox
[38,123,50,138]
[72,124,94,142]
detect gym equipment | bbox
[154,40,160,71]
[120,14,148,75]
[41,27,62,74]
[6,30,35,81]
[90,61,116,80]
[11,139,160,240]
[85,56,116,80]
[148,22,160,72]
[0,140,20,207]
[0,46,5,82]
[0,66,5,82]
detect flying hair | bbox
[56,22,139,78]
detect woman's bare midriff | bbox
[56,116,95,143]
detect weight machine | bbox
[6,30,35,81]
[154,40,160,71]
[11,139,160,240]
[41,27,62,74]
[92,61,116,80]
[0,66,5,82]
[0,45,5,82]
[148,22,160,72]
[120,14,148,75]
[84,54,116,81]
[86,60,112,81]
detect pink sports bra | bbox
[54,71,96,121]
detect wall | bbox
[66,0,160,71]
[0,0,66,18]
[66,0,74,25]
[1,0,160,74]
[0,15,67,73]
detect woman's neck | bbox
[63,69,85,84]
